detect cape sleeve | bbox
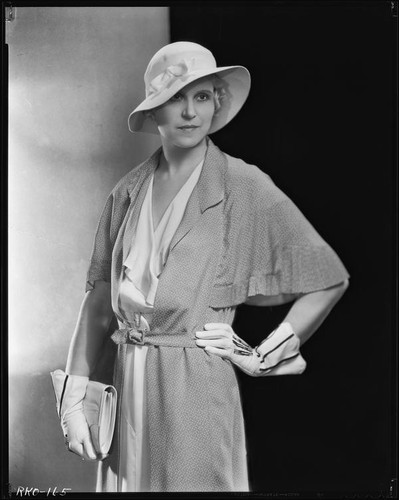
[84,172,134,292]
[210,165,350,307]
[248,195,350,296]
[85,193,114,292]
[83,151,160,293]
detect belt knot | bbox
[111,312,150,345]
[111,326,149,345]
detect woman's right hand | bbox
[50,370,97,460]
[63,409,97,460]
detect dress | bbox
[117,160,205,491]
[86,138,350,492]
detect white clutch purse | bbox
[83,381,117,459]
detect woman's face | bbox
[150,77,216,149]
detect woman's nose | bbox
[182,98,196,119]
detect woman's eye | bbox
[170,93,183,102]
[197,93,210,101]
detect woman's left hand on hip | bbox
[195,323,261,376]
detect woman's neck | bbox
[159,138,208,176]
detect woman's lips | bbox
[178,125,199,130]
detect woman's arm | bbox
[246,279,350,345]
[282,279,349,345]
[65,280,114,376]
[50,280,114,460]
[196,279,349,376]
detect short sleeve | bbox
[249,196,350,295]
[85,194,114,292]
[210,166,350,307]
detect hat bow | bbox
[148,58,195,97]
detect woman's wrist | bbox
[50,370,89,420]
[254,322,305,375]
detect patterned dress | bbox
[117,160,205,491]
[86,139,349,492]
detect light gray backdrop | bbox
[8,6,168,492]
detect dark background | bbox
[171,1,396,496]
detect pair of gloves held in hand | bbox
[53,322,305,460]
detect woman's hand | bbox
[195,322,307,376]
[50,370,97,461]
[195,323,261,376]
[63,408,97,461]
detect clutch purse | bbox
[83,380,117,459]
[50,369,117,460]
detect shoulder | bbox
[110,164,143,198]
[223,152,288,207]
[109,148,160,200]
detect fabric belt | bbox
[111,314,198,348]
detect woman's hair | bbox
[212,75,228,115]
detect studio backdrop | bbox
[7,2,396,496]
[169,3,395,494]
[8,6,168,492]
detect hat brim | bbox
[128,65,251,135]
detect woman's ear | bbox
[144,110,155,121]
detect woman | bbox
[51,41,349,492]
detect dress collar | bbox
[197,138,227,213]
[126,137,227,212]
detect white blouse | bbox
[118,159,204,327]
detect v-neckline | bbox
[150,161,203,233]
[150,172,174,234]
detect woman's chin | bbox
[167,135,208,150]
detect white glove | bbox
[195,322,306,377]
[255,322,307,375]
[50,369,97,460]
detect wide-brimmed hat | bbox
[128,41,251,134]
